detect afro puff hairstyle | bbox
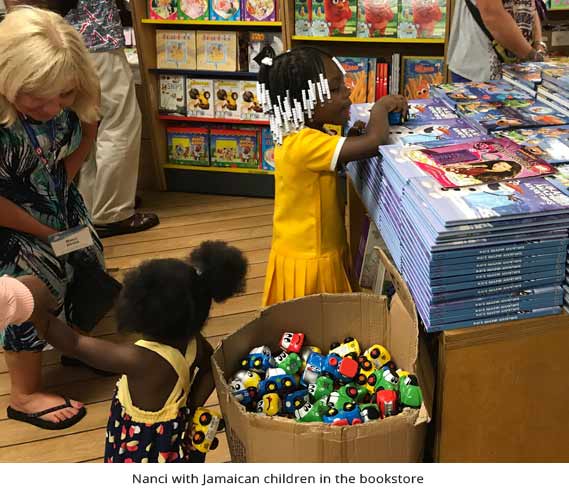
[115,241,248,340]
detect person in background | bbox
[65,0,159,238]
[0,6,102,429]
[447,0,547,83]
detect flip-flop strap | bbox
[26,397,72,418]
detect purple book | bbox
[241,0,276,21]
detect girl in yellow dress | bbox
[257,47,407,306]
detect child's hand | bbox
[376,95,408,114]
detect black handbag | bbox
[64,249,122,332]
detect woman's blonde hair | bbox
[0,6,100,126]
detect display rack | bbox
[131,0,283,196]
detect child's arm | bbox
[37,314,146,376]
[0,196,57,242]
[64,121,98,184]
[339,95,407,163]
[187,334,215,413]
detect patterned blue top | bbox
[66,0,125,53]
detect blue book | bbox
[389,118,484,146]
[406,98,457,122]
[432,80,533,107]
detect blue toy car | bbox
[258,368,297,397]
[283,389,310,414]
[322,403,363,426]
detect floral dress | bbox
[104,339,198,463]
[0,110,104,351]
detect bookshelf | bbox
[130,0,283,196]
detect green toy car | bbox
[294,399,328,423]
[274,351,302,375]
[399,374,423,408]
[307,376,334,402]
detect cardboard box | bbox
[213,80,241,119]
[210,128,259,168]
[167,126,210,166]
[159,74,186,115]
[186,79,214,118]
[196,31,237,72]
[239,81,265,121]
[212,251,432,462]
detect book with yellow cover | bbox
[156,30,197,70]
[196,31,237,72]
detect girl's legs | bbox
[6,350,83,424]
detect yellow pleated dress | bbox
[262,127,352,307]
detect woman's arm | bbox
[64,121,98,184]
[38,315,146,376]
[0,196,56,242]
[477,0,535,59]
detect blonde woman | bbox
[0,6,103,429]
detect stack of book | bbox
[349,136,569,331]
[538,66,569,117]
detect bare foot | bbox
[10,392,83,424]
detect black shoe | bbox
[94,212,160,239]
[60,355,117,377]
[135,195,142,209]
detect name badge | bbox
[49,225,94,257]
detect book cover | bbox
[210,129,259,168]
[433,80,534,106]
[247,32,283,73]
[407,98,457,122]
[156,30,196,70]
[209,0,240,20]
[177,0,208,19]
[295,0,312,35]
[214,80,241,119]
[261,127,275,171]
[367,58,377,102]
[312,0,357,37]
[398,0,445,39]
[408,176,569,226]
[356,0,398,38]
[546,164,569,194]
[401,56,444,100]
[338,57,369,103]
[492,126,569,165]
[159,74,186,115]
[196,31,237,72]
[389,118,483,146]
[456,100,569,131]
[186,79,214,118]
[149,0,178,19]
[240,80,265,121]
[549,0,569,10]
[242,0,276,20]
[167,127,210,166]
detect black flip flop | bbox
[7,398,87,430]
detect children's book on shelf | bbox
[295,0,312,35]
[156,30,197,70]
[401,56,444,100]
[210,129,259,168]
[247,32,283,73]
[397,0,445,39]
[338,57,369,103]
[196,31,237,72]
[186,79,215,118]
[149,0,178,19]
[177,0,209,19]
[167,127,210,166]
[240,80,265,121]
[356,0,398,38]
[407,97,457,122]
[389,118,483,146]
[159,74,186,115]
[209,0,240,20]
[389,137,556,188]
[261,127,275,171]
[311,0,357,37]
[214,80,241,119]
[241,0,277,21]
[492,126,569,165]
[367,58,377,101]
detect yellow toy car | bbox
[329,337,361,359]
[363,344,392,370]
[256,393,281,416]
[190,408,225,453]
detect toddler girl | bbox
[257,46,407,306]
[39,241,247,462]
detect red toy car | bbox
[279,332,305,353]
[375,389,398,418]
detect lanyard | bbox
[19,114,68,225]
